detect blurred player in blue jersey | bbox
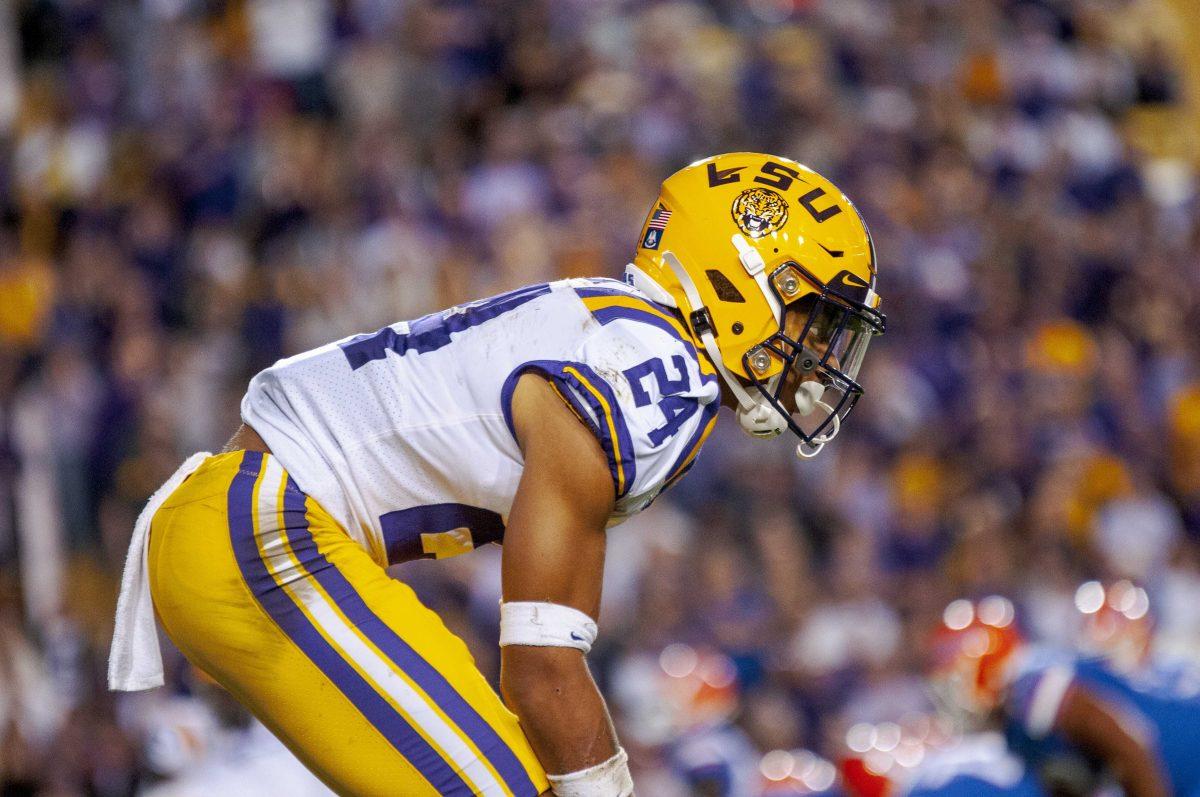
[931,595,1200,797]
[1073,578,1200,697]
[613,645,757,796]
[107,153,886,796]
[842,732,1047,797]
[1073,580,1155,676]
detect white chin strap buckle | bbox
[736,399,787,438]
[736,373,787,437]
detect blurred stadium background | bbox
[2,0,1200,794]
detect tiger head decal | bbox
[731,187,789,239]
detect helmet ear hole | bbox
[705,270,746,303]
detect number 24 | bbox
[623,356,699,446]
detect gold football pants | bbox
[148,450,548,796]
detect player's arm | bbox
[500,372,631,796]
[1053,684,1169,797]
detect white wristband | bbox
[548,748,634,797]
[499,601,597,654]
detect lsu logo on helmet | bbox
[731,187,788,238]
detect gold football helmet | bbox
[626,153,885,457]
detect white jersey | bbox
[241,278,722,565]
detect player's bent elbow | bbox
[500,645,590,715]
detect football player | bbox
[930,596,1200,797]
[841,731,1048,797]
[1073,579,1154,674]
[109,153,885,796]
[613,644,760,797]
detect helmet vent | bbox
[705,270,746,303]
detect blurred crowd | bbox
[2,0,1200,794]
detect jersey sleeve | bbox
[500,313,722,513]
[1003,649,1078,739]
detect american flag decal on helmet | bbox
[641,204,672,249]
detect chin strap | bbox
[730,233,783,326]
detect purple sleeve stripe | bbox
[500,361,596,441]
[501,360,637,500]
[564,362,638,498]
[226,452,477,796]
